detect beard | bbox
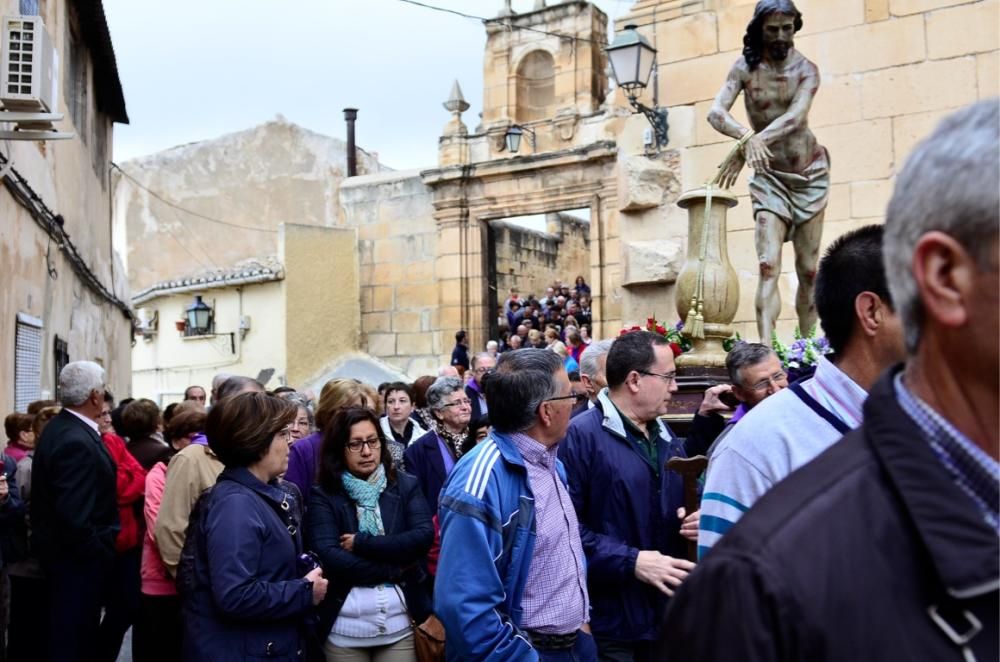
[767,39,792,61]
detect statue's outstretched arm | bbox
[708,61,750,140]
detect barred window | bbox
[15,313,43,413]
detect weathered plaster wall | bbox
[1,0,131,412]
[617,0,998,341]
[492,214,591,301]
[282,224,360,388]
[113,117,385,292]
[339,170,440,377]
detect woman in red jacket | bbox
[98,392,147,662]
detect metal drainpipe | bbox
[344,108,358,176]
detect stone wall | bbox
[618,0,998,341]
[339,170,441,377]
[492,213,591,302]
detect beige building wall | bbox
[132,281,286,404]
[282,224,360,388]
[617,0,999,341]
[131,223,362,401]
[338,170,441,377]
[0,0,131,412]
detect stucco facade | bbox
[131,223,363,403]
[1,0,131,412]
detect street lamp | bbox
[607,25,669,148]
[185,295,212,335]
[504,124,536,154]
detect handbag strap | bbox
[391,584,416,629]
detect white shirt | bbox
[698,356,868,556]
[66,408,100,435]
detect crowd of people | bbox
[489,277,595,370]
[1,102,996,662]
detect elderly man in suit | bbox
[32,361,119,662]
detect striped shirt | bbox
[698,356,867,558]
[894,373,1000,533]
[509,432,589,635]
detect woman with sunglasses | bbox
[306,407,434,661]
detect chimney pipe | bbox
[344,108,358,177]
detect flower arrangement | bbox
[771,326,833,382]
[619,317,691,357]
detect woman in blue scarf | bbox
[306,407,434,661]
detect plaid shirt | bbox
[509,432,590,635]
[894,373,1000,533]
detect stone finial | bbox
[533,0,546,9]
[442,80,470,137]
[498,0,514,17]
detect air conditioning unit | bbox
[0,15,57,113]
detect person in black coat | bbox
[305,407,433,659]
[31,361,119,662]
[121,399,172,471]
[179,392,328,662]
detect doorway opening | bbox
[484,208,593,347]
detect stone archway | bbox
[422,140,619,353]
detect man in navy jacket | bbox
[560,331,697,661]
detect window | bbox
[516,50,555,123]
[64,20,87,142]
[14,313,43,413]
[53,335,69,402]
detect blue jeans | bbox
[537,630,598,662]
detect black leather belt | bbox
[527,630,578,651]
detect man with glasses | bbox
[559,330,696,661]
[465,352,496,422]
[687,343,788,461]
[436,349,594,660]
[698,224,905,557]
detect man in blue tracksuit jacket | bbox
[559,330,697,661]
[435,349,594,662]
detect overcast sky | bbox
[104,0,631,170]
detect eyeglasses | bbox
[545,392,587,404]
[748,372,788,392]
[639,370,677,385]
[346,437,381,453]
[441,398,472,409]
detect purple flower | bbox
[674,320,685,331]
[814,336,830,352]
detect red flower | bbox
[647,317,656,326]
[655,324,666,335]
[669,342,683,358]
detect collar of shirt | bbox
[66,407,100,434]
[509,431,557,471]
[607,398,660,474]
[802,355,869,428]
[893,373,1000,532]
